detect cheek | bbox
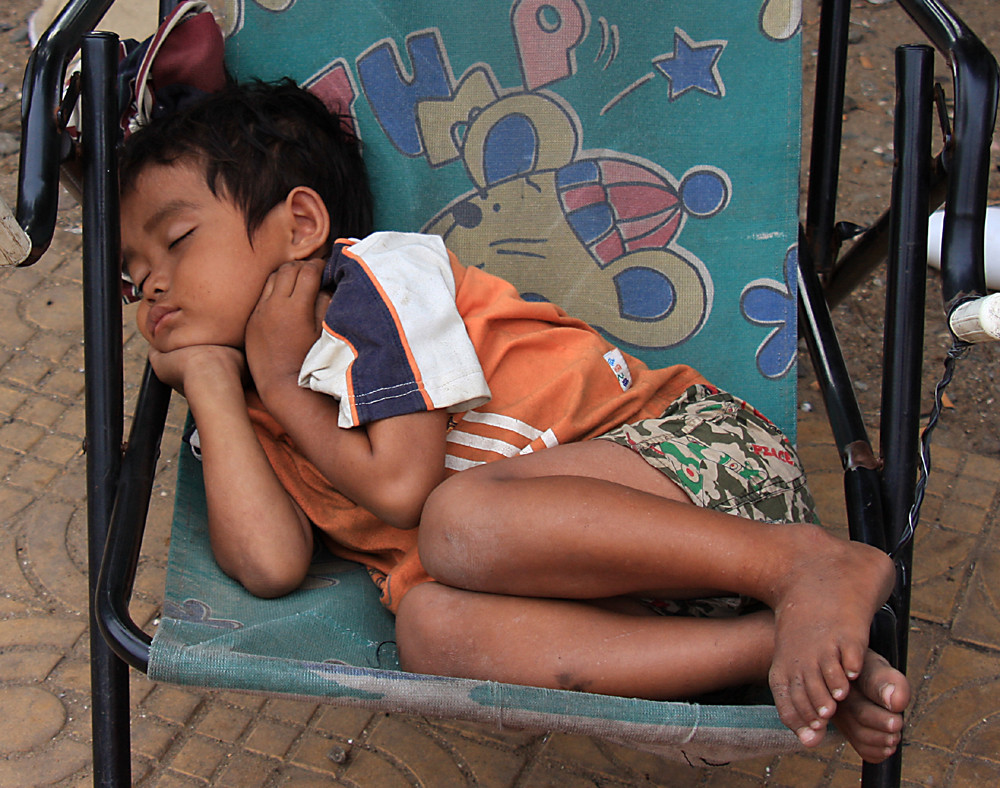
[135,304,151,342]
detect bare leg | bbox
[396,583,908,763]
[396,582,773,699]
[417,440,897,745]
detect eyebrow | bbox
[143,198,201,234]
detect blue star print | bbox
[653,29,726,100]
[740,246,798,380]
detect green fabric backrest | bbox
[223,0,802,435]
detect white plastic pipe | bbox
[949,292,1000,343]
[927,205,1000,291]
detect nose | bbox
[452,200,482,229]
[141,263,170,299]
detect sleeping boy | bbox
[118,79,910,762]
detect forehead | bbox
[120,161,240,243]
[122,160,210,212]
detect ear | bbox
[284,186,331,259]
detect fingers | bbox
[260,260,322,303]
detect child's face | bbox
[121,161,292,354]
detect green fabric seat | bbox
[149,0,808,762]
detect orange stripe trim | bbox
[321,322,361,426]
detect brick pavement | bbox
[1,192,1000,786]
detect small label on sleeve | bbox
[603,348,633,392]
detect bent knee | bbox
[396,583,471,676]
[417,475,503,587]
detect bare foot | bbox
[833,650,910,762]
[765,526,896,746]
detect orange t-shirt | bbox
[250,246,706,613]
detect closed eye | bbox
[169,228,195,249]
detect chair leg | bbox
[80,32,132,787]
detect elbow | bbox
[378,499,424,530]
[218,553,309,599]
[373,478,439,530]
[241,571,305,599]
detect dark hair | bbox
[119,79,373,242]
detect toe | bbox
[860,652,911,713]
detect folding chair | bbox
[4,1,997,786]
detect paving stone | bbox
[339,747,414,787]
[131,713,179,759]
[0,649,62,681]
[366,715,529,785]
[147,769,207,787]
[23,281,84,332]
[951,549,1000,650]
[0,382,29,415]
[0,596,31,615]
[1,353,50,388]
[0,418,44,452]
[0,483,34,519]
[801,467,848,527]
[909,523,977,624]
[215,752,278,788]
[895,743,955,788]
[950,756,1000,785]
[703,769,769,788]
[289,729,346,774]
[5,455,60,491]
[143,685,205,725]
[765,751,831,786]
[263,697,318,725]
[0,738,91,787]
[23,331,78,364]
[197,703,254,744]
[907,644,1000,754]
[936,497,991,534]
[169,734,232,780]
[0,686,66,751]
[0,617,86,648]
[964,454,1000,483]
[215,691,267,712]
[40,366,85,398]
[520,757,650,787]
[244,719,300,758]
[0,291,36,347]
[14,394,67,427]
[20,499,88,612]
[312,704,375,737]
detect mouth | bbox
[147,304,179,340]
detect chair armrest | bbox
[95,364,172,673]
[16,0,115,265]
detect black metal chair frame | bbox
[12,1,999,786]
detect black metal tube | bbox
[797,244,871,454]
[897,0,998,305]
[80,32,130,788]
[803,0,851,278]
[880,42,933,672]
[16,0,115,265]
[824,155,948,307]
[861,44,934,788]
[97,364,172,673]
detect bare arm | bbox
[150,345,314,597]
[246,261,448,529]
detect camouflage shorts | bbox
[596,383,818,617]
